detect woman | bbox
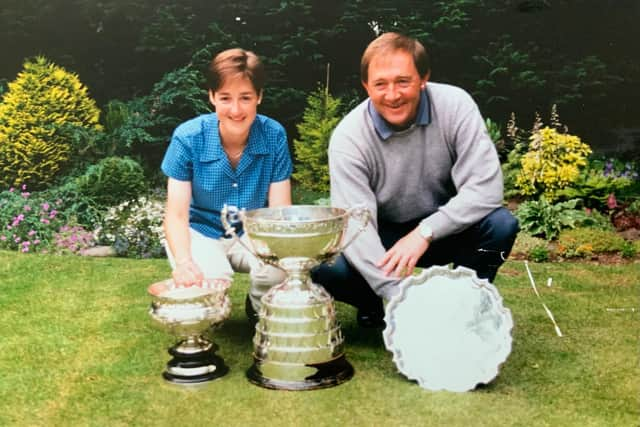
[161,48,292,320]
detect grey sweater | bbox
[328,82,503,299]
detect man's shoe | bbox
[356,308,386,329]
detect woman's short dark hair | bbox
[207,48,265,94]
[360,32,430,83]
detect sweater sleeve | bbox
[420,94,504,239]
[328,130,402,300]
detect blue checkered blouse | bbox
[161,113,293,238]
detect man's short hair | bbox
[360,33,430,83]
[207,48,265,94]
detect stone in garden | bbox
[81,245,116,257]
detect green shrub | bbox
[621,241,637,259]
[529,245,550,262]
[0,56,102,189]
[104,66,209,175]
[556,227,626,258]
[580,208,616,231]
[628,199,640,215]
[516,126,592,202]
[292,86,341,193]
[555,163,633,210]
[516,197,589,240]
[502,111,538,199]
[511,231,548,256]
[485,118,509,162]
[75,156,147,207]
[42,180,104,229]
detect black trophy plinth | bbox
[163,341,229,385]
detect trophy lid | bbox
[383,266,513,392]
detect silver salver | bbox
[222,204,370,390]
[383,265,514,392]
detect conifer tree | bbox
[292,81,341,194]
[0,56,102,189]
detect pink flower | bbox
[607,193,617,209]
[8,187,14,192]
[24,205,32,212]
[49,210,58,219]
[21,247,29,253]
[21,192,30,198]
[14,237,21,243]
[33,239,40,245]
[41,218,50,224]
[41,202,50,211]
[0,235,6,241]
[21,184,27,191]
[28,230,36,236]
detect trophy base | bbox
[246,354,354,390]
[163,343,229,385]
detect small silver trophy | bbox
[222,205,370,390]
[148,278,231,385]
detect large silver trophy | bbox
[148,278,231,385]
[222,205,370,390]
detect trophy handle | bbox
[337,205,371,253]
[220,204,256,255]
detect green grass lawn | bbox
[0,251,638,426]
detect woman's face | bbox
[209,75,262,140]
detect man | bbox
[312,33,519,327]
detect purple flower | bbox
[11,215,24,227]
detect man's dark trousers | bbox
[311,207,520,316]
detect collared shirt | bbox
[367,89,431,140]
[161,113,293,238]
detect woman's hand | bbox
[172,258,204,287]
